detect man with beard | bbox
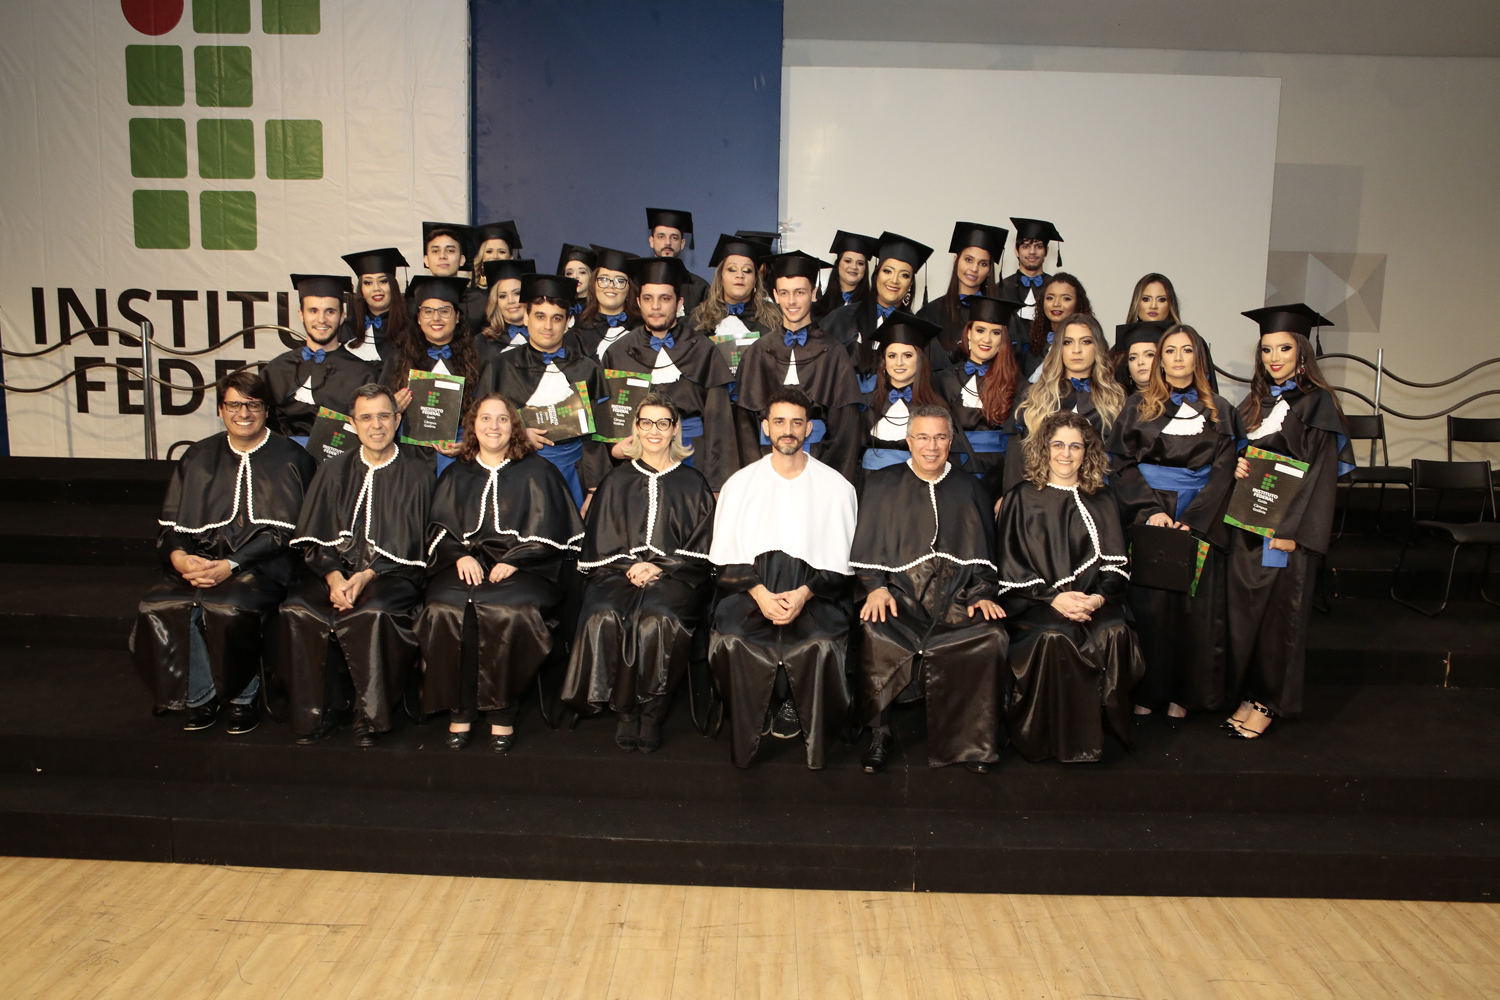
[263,274,378,445]
[708,387,859,769]
[646,207,711,316]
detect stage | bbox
[0,457,1495,901]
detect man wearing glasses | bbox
[132,371,317,735]
[263,274,378,446]
[851,405,1009,775]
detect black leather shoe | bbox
[771,699,801,739]
[861,731,895,774]
[294,711,346,746]
[615,715,639,752]
[445,728,472,751]
[183,702,219,731]
[353,716,377,748]
[489,731,515,753]
[637,720,662,754]
[964,761,990,775]
[225,702,258,735]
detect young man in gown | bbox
[263,274,376,445]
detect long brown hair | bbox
[1028,272,1093,355]
[1137,324,1221,427]
[1125,272,1181,323]
[1239,331,1342,432]
[939,252,996,327]
[456,392,536,464]
[348,274,416,353]
[812,252,869,320]
[578,274,641,326]
[1016,314,1125,435]
[875,344,940,408]
[389,317,480,414]
[1023,409,1108,494]
[961,321,1019,426]
[693,258,780,333]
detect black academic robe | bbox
[573,313,634,361]
[932,362,1015,497]
[262,346,379,437]
[852,463,1008,767]
[133,432,316,712]
[602,322,739,490]
[1226,385,1354,718]
[478,344,612,505]
[916,297,969,373]
[1107,392,1241,712]
[417,453,584,717]
[1001,385,1104,495]
[679,269,711,317]
[819,298,884,382]
[474,325,590,372]
[996,481,1145,763]
[342,314,400,369]
[562,461,716,719]
[857,389,975,479]
[733,326,864,485]
[694,308,774,379]
[998,271,1050,359]
[276,445,433,734]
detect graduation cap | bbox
[406,275,468,306]
[1241,303,1332,337]
[290,274,352,301]
[767,250,832,283]
[878,311,943,353]
[473,219,522,251]
[645,207,694,248]
[1113,320,1174,354]
[626,256,691,290]
[521,273,576,306]
[735,229,780,252]
[557,243,597,274]
[1010,217,1064,266]
[966,296,1024,327]
[341,247,409,277]
[875,232,934,271]
[948,221,1009,259]
[828,230,879,259]
[482,259,536,286]
[709,233,772,268]
[421,221,472,254]
[590,244,640,275]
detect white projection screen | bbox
[783,66,1282,380]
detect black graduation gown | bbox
[998,271,1050,359]
[562,461,716,719]
[343,314,400,369]
[679,269,711,317]
[733,326,864,485]
[477,344,612,506]
[996,482,1145,763]
[857,388,976,479]
[474,325,590,372]
[916,297,968,373]
[819,298,882,386]
[573,313,634,361]
[276,445,433,734]
[1107,392,1241,712]
[1226,386,1354,718]
[602,322,739,490]
[132,432,316,712]
[852,464,1008,767]
[932,362,1015,497]
[417,453,585,717]
[1001,386,1104,495]
[262,346,379,438]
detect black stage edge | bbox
[0,457,1495,900]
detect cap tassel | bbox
[1056,245,1062,269]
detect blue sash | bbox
[967,429,1007,453]
[1138,462,1211,519]
[290,435,309,448]
[857,373,878,394]
[861,447,910,471]
[759,418,826,454]
[680,415,704,468]
[539,437,586,507]
[1263,537,1289,567]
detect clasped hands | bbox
[859,587,1005,623]
[171,551,232,589]
[750,583,812,626]
[1051,590,1104,622]
[456,557,519,587]
[325,567,378,613]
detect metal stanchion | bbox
[139,319,158,460]
[1372,347,1385,466]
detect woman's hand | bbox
[489,562,518,583]
[455,556,484,586]
[967,599,1006,621]
[1051,590,1100,622]
[525,427,553,451]
[1146,512,1176,529]
[434,441,462,457]
[1235,457,1251,479]
[860,588,899,623]
[580,490,595,518]
[1268,537,1297,553]
[610,436,635,460]
[626,561,661,587]
[394,386,414,413]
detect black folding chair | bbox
[1448,416,1500,499]
[1390,459,1500,616]
[1334,414,1413,541]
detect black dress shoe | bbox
[861,731,895,774]
[445,728,473,751]
[353,716,377,748]
[489,731,515,753]
[183,702,219,732]
[615,715,639,752]
[295,711,345,746]
[964,761,990,775]
[225,702,258,735]
[637,720,663,754]
[771,699,802,739]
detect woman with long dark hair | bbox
[1107,324,1242,720]
[822,232,934,393]
[341,248,413,367]
[1112,320,1171,395]
[558,243,596,325]
[1224,304,1354,739]
[382,275,481,474]
[932,296,1022,499]
[918,221,1008,372]
[1122,272,1218,392]
[858,313,955,473]
[811,230,876,322]
[1020,272,1093,381]
[573,245,641,361]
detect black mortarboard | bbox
[735,230,780,252]
[482,259,536,286]
[626,256,691,290]
[875,231,934,271]
[948,221,1009,258]
[590,244,640,275]
[709,233,772,268]
[1010,218,1063,244]
[878,312,943,352]
[405,275,468,306]
[421,221,472,254]
[473,219,522,251]
[767,250,832,283]
[290,274,352,301]
[645,207,693,235]
[521,273,576,305]
[1113,320,1174,354]
[341,248,409,277]
[828,230,879,259]
[966,296,1024,327]
[557,243,597,274]
[1241,303,1332,337]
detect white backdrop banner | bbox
[0,0,469,457]
[783,66,1281,380]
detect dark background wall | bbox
[471,0,784,280]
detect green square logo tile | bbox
[133,190,191,249]
[193,0,250,33]
[197,119,254,179]
[129,119,187,178]
[263,0,320,34]
[125,46,184,107]
[200,191,256,250]
[265,119,323,179]
[194,46,253,108]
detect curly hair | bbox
[456,392,536,464]
[1023,409,1108,494]
[1028,272,1093,356]
[1136,324,1221,428]
[1238,331,1342,432]
[693,258,781,333]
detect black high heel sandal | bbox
[1227,702,1274,740]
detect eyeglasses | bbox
[221,400,267,414]
[418,306,456,319]
[909,434,951,446]
[635,417,678,432]
[595,276,630,290]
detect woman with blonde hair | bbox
[692,234,781,368]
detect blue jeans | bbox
[186,606,259,708]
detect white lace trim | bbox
[159,433,297,533]
[292,444,426,567]
[995,483,1128,594]
[851,464,991,571]
[437,456,585,554]
[575,461,685,569]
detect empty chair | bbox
[1447,416,1500,494]
[1390,459,1500,616]
[1334,413,1413,540]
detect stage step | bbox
[0,456,172,505]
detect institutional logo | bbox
[121,0,323,251]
